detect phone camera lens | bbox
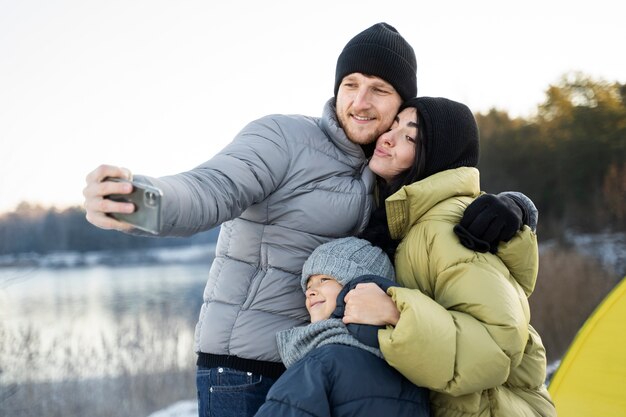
[144,191,158,207]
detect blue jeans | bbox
[196,366,276,417]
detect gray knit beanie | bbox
[301,237,395,292]
[334,22,417,101]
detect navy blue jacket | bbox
[254,343,430,417]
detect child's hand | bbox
[343,283,400,326]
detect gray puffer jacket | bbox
[135,98,375,362]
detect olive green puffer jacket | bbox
[379,167,556,417]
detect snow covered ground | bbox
[567,231,626,276]
[146,400,197,417]
[0,243,216,268]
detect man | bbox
[83,23,523,417]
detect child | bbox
[254,237,430,417]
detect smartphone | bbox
[106,178,163,235]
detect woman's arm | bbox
[342,282,400,326]
[455,191,538,253]
[378,258,530,396]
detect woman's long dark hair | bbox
[360,110,427,260]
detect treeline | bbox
[1,72,624,255]
[477,72,626,237]
[0,203,219,256]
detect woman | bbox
[346,97,556,417]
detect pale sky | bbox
[1,0,625,214]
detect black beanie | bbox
[401,97,479,177]
[334,23,417,101]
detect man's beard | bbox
[337,113,382,146]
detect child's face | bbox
[305,274,343,323]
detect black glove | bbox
[500,191,538,232]
[332,275,397,349]
[454,193,523,254]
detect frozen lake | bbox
[0,255,212,384]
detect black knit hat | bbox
[334,23,417,101]
[401,97,479,177]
